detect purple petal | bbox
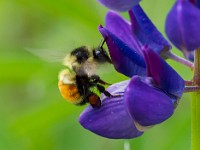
[98,0,141,12]
[197,0,200,8]
[125,76,174,126]
[102,80,130,99]
[143,47,184,99]
[79,81,143,139]
[129,5,172,55]
[99,25,146,77]
[105,11,142,55]
[189,0,200,8]
[165,0,200,52]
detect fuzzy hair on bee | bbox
[58,38,115,108]
[58,69,83,105]
[62,45,112,77]
[58,67,112,108]
[27,37,114,108]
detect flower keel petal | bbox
[125,76,174,126]
[79,96,143,139]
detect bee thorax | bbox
[75,58,97,76]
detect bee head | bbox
[93,47,112,64]
[71,46,90,64]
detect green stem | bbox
[191,93,200,149]
[192,48,200,150]
[124,141,130,150]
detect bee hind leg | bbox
[87,93,101,109]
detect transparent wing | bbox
[26,47,68,63]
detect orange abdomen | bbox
[58,80,82,104]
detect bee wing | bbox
[26,48,67,63]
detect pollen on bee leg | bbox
[88,94,101,108]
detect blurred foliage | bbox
[0,0,193,150]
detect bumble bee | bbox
[58,38,113,108]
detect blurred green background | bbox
[0,0,193,150]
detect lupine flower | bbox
[125,47,184,128]
[98,0,141,12]
[79,47,184,139]
[79,80,144,139]
[99,5,172,77]
[79,4,184,139]
[165,0,200,59]
[129,5,172,57]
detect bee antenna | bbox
[98,37,108,51]
[98,39,103,48]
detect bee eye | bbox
[93,48,112,63]
[71,47,89,63]
[94,50,101,55]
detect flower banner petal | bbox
[143,47,184,99]
[105,11,142,55]
[98,0,141,12]
[125,76,174,126]
[99,25,146,77]
[129,5,171,55]
[165,0,200,52]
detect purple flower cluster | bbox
[166,0,200,60]
[78,0,199,139]
[79,47,184,139]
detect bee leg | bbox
[98,79,111,85]
[96,84,112,97]
[90,75,111,85]
[90,75,100,83]
[96,84,122,98]
[78,99,87,106]
[87,93,101,109]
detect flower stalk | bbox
[192,48,200,150]
[165,51,194,69]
